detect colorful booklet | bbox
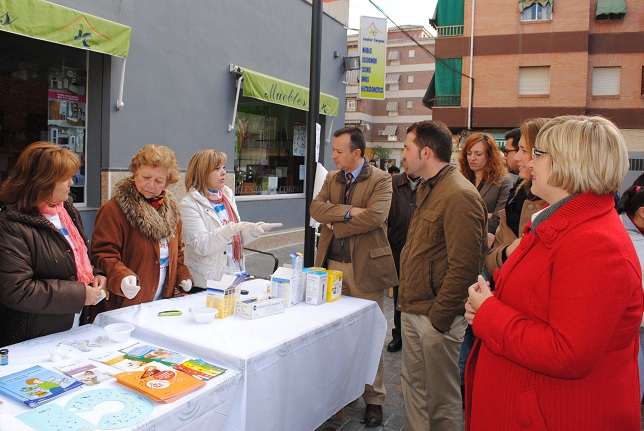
[90,350,150,371]
[115,363,205,403]
[119,342,189,367]
[55,359,115,386]
[173,359,226,381]
[0,365,84,408]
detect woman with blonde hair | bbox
[91,145,193,314]
[180,149,281,287]
[458,133,512,239]
[485,118,548,275]
[465,116,642,430]
[0,142,105,345]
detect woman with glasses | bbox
[0,142,106,346]
[458,133,513,248]
[464,116,642,430]
[90,145,193,316]
[485,119,548,276]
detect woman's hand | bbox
[84,283,103,306]
[505,237,522,257]
[92,275,108,300]
[465,275,494,325]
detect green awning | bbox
[518,0,554,12]
[435,58,462,106]
[240,67,339,117]
[435,0,464,27]
[0,0,131,58]
[595,0,626,17]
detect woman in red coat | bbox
[464,115,643,431]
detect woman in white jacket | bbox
[617,184,644,400]
[180,150,281,287]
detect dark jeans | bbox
[392,285,401,339]
[459,324,475,383]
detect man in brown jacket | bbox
[398,120,487,431]
[310,126,397,427]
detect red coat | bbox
[466,193,643,431]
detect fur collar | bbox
[114,177,180,241]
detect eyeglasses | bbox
[502,149,517,155]
[531,148,550,159]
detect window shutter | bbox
[592,67,621,96]
[518,66,550,95]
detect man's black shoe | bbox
[364,404,383,427]
[387,337,402,352]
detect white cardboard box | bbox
[235,297,285,319]
[271,266,300,307]
[305,271,328,306]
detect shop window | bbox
[234,101,306,196]
[521,2,552,21]
[0,31,88,204]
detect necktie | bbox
[344,173,353,202]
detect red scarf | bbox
[144,190,166,211]
[39,202,95,285]
[207,189,242,262]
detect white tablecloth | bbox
[0,324,242,431]
[94,282,387,431]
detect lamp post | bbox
[304,0,323,267]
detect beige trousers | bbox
[328,260,386,405]
[401,312,467,431]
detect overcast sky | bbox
[348,0,439,31]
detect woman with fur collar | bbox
[91,145,193,314]
[180,150,281,288]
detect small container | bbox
[0,348,8,366]
[104,323,135,343]
[192,307,218,324]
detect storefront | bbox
[0,0,129,206]
[230,67,338,198]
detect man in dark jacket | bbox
[386,165,421,352]
[398,120,487,431]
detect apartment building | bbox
[345,26,435,168]
[428,0,643,187]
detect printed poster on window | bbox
[293,123,306,156]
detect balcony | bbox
[437,25,464,37]
[435,95,461,106]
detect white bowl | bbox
[104,323,135,342]
[192,307,218,324]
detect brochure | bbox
[173,359,226,381]
[119,342,189,367]
[115,363,205,403]
[55,359,114,386]
[0,365,84,408]
[90,350,150,371]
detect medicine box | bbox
[235,297,285,319]
[326,270,343,302]
[305,271,328,306]
[206,275,238,318]
[271,266,300,308]
[301,266,326,302]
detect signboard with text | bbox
[359,16,387,100]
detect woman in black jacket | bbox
[0,142,105,346]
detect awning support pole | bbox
[116,58,126,110]
[228,64,244,132]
